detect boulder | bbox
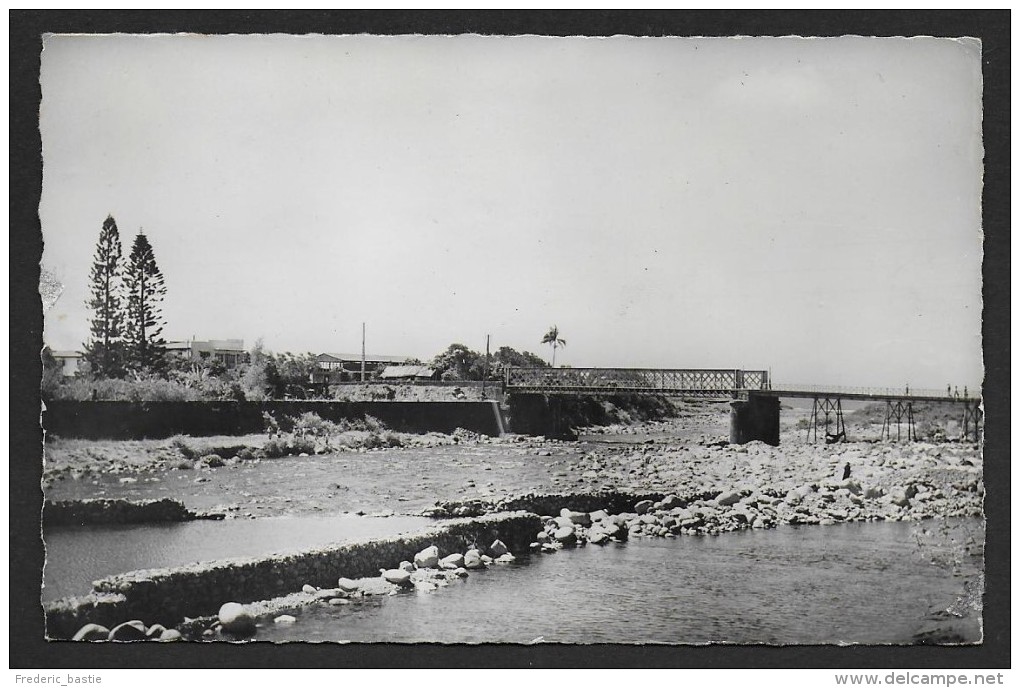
[108,620,147,642]
[158,628,182,642]
[589,509,610,522]
[715,491,742,507]
[494,553,516,564]
[301,584,317,594]
[144,624,167,640]
[553,515,575,529]
[488,539,509,557]
[553,526,577,544]
[218,602,256,636]
[440,553,465,569]
[889,489,911,508]
[337,577,361,593]
[273,615,297,624]
[72,623,110,642]
[399,560,415,573]
[589,530,610,545]
[560,509,591,526]
[659,494,683,509]
[464,549,485,569]
[634,499,655,514]
[414,545,440,569]
[382,569,412,586]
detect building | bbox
[311,352,414,384]
[165,339,249,369]
[50,350,83,377]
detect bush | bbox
[170,435,199,460]
[261,436,317,459]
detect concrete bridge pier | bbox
[730,394,781,446]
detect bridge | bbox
[502,367,981,445]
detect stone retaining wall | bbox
[44,499,196,527]
[43,400,505,440]
[43,511,541,639]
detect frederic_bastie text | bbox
[15,676,101,684]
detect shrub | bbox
[170,435,199,460]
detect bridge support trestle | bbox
[882,400,916,442]
[962,401,982,443]
[808,397,846,444]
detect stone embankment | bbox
[45,511,540,640]
[43,498,214,527]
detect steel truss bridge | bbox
[502,367,982,443]
[503,367,770,397]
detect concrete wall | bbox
[729,394,781,446]
[42,400,505,440]
[43,512,541,640]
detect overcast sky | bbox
[39,34,983,389]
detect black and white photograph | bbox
[12,11,1008,670]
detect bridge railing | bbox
[767,383,974,400]
[503,367,770,393]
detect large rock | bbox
[634,499,655,514]
[494,553,516,564]
[464,549,485,569]
[553,515,575,529]
[72,623,110,642]
[337,577,361,593]
[158,628,182,642]
[414,545,440,569]
[589,509,610,523]
[108,620,147,642]
[659,494,683,510]
[399,560,416,573]
[145,624,167,640]
[560,509,591,526]
[218,602,257,636]
[440,553,465,569]
[382,569,412,586]
[553,526,577,544]
[715,491,742,507]
[888,489,911,508]
[488,539,509,557]
[273,615,297,624]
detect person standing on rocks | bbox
[842,462,851,480]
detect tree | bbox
[430,343,482,381]
[123,232,168,374]
[541,325,566,367]
[83,215,126,378]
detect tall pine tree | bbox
[83,215,125,378]
[123,231,168,374]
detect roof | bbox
[317,353,413,364]
[378,365,436,379]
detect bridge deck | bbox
[502,368,978,404]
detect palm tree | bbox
[541,325,566,367]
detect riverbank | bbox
[42,401,984,643]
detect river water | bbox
[42,514,432,602]
[253,518,982,645]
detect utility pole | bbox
[482,334,490,398]
[361,322,366,382]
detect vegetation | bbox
[541,325,566,367]
[83,215,126,378]
[122,232,168,374]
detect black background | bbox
[10,10,1010,669]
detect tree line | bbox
[42,215,564,401]
[83,215,168,378]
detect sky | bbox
[39,34,984,390]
